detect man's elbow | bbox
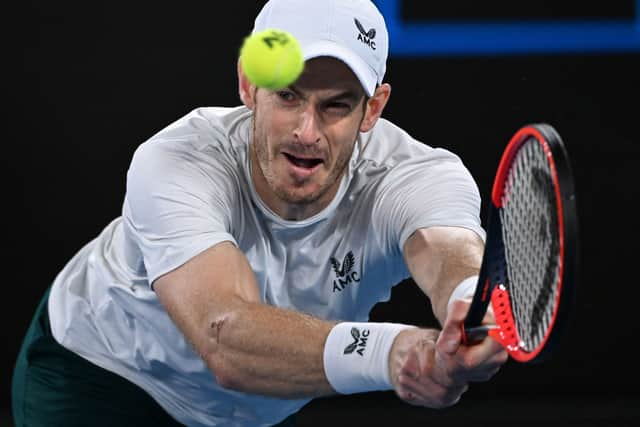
[200,314,248,392]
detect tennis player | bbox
[12,0,507,426]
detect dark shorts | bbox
[11,287,296,427]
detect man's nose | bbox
[293,105,321,145]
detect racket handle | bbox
[462,325,500,344]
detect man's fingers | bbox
[396,374,433,406]
[397,373,467,409]
[469,334,509,364]
[391,299,510,409]
[444,334,509,382]
[437,299,470,355]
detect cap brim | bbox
[302,41,378,97]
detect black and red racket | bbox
[462,123,578,363]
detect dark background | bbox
[7,1,640,425]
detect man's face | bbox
[249,57,367,219]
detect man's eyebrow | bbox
[325,89,363,103]
[288,85,363,103]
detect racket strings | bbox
[500,137,561,352]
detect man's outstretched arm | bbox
[154,241,336,398]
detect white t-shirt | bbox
[48,106,485,427]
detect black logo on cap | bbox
[354,18,376,50]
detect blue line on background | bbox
[374,0,640,56]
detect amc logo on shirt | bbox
[329,251,361,292]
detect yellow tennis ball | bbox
[240,29,304,90]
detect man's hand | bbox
[388,300,508,408]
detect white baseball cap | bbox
[252,0,389,96]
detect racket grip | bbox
[462,325,500,344]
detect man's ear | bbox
[360,83,391,133]
[238,59,256,110]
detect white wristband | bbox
[323,322,415,394]
[447,275,479,311]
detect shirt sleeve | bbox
[122,136,240,286]
[371,147,486,254]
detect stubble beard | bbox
[251,116,354,207]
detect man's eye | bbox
[277,91,296,102]
[326,102,352,113]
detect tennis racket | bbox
[462,123,578,363]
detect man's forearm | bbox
[154,241,411,399]
[201,299,415,399]
[201,299,337,398]
[403,227,484,325]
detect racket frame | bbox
[461,123,578,363]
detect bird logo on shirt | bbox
[330,251,361,293]
[330,251,355,278]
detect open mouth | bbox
[283,153,323,170]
